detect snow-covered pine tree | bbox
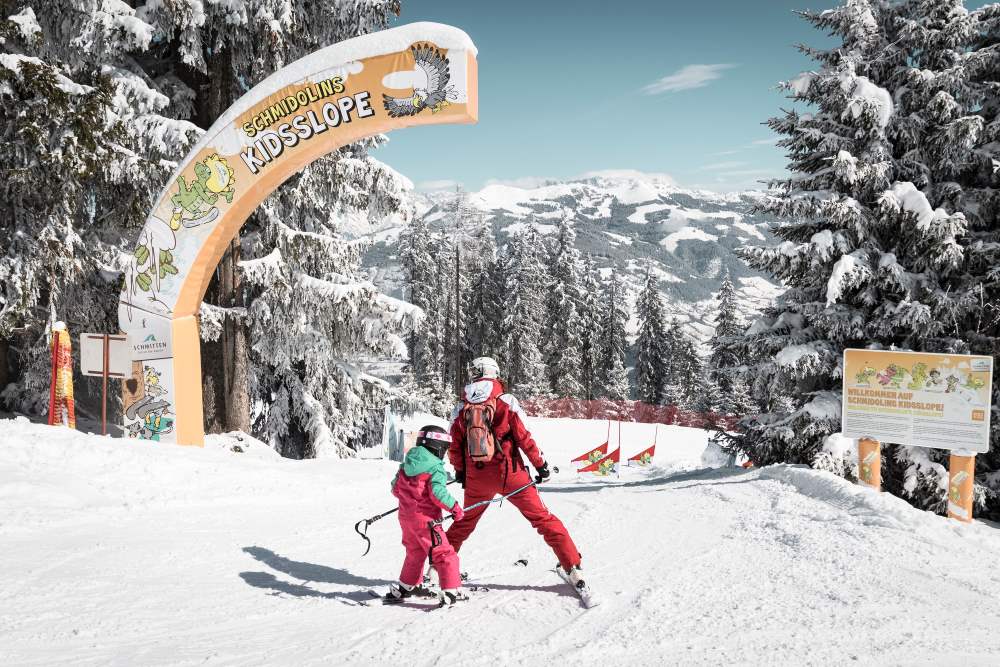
[543,218,584,397]
[577,256,603,401]
[502,228,548,397]
[708,273,742,396]
[695,369,724,430]
[398,213,438,384]
[597,273,629,401]
[0,2,199,413]
[663,317,702,409]
[1,0,413,455]
[634,271,668,404]
[461,194,504,368]
[730,0,977,497]
[966,3,1000,521]
[727,377,756,418]
[430,228,456,393]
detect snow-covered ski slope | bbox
[3,416,1000,666]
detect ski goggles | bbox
[419,431,452,443]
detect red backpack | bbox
[464,396,498,463]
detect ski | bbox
[554,566,600,609]
[367,585,482,607]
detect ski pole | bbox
[430,480,537,527]
[355,478,459,556]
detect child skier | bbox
[385,425,467,606]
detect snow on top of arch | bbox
[186,22,476,157]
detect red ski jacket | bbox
[448,379,545,475]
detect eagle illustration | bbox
[383,43,453,117]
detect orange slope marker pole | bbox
[947,450,976,523]
[857,437,881,491]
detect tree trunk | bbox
[0,338,9,396]
[182,46,250,433]
[220,238,250,431]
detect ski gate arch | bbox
[118,23,478,445]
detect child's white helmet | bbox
[468,356,500,380]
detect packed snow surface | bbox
[3,417,999,666]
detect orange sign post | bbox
[857,437,881,491]
[947,451,976,522]
[842,349,993,522]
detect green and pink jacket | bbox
[392,445,457,518]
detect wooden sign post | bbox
[857,437,881,491]
[80,333,130,436]
[947,450,976,522]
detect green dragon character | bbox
[855,366,877,385]
[964,375,986,391]
[908,363,928,390]
[169,154,235,227]
[596,458,616,476]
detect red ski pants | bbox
[445,465,581,570]
[398,512,461,590]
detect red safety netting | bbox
[518,397,740,431]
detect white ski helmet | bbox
[468,356,501,380]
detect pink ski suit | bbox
[391,445,462,590]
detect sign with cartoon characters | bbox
[842,349,993,453]
[117,23,478,446]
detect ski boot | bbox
[383,582,435,605]
[557,563,599,608]
[438,589,469,607]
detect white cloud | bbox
[642,64,736,95]
[749,137,780,146]
[416,179,462,191]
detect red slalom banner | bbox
[628,425,657,466]
[628,445,655,466]
[572,441,609,465]
[579,447,620,476]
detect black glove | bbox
[455,469,465,488]
[534,462,550,484]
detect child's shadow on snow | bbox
[240,546,392,602]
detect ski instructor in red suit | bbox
[446,356,587,588]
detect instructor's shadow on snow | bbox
[240,546,391,599]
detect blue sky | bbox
[377,1,989,193]
[375,0,832,192]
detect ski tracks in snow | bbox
[4,423,1000,665]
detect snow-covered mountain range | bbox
[361,170,784,342]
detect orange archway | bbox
[119,23,478,445]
